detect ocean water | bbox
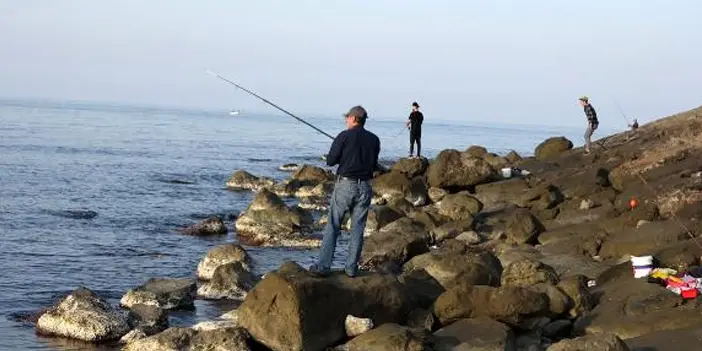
[0,99,597,350]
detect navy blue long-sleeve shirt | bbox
[326,126,380,181]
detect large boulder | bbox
[365,206,404,234]
[290,165,332,185]
[234,189,316,247]
[535,137,573,160]
[547,333,630,351]
[475,178,531,210]
[500,259,558,287]
[427,150,496,189]
[433,284,550,327]
[36,288,130,342]
[123,327,252,351]
[430,219,474,244]
[556,275,594,318]
[179,216,228,236]
[197,244,251,280]
[431,318,515,351]
[428,187,449,203]
[120,278,196,310]
[226,170,275,191]
[345,323,431,351]
[505,150,523,163]
[392,157,430,178]
[598,219,691,259]
[484,153,510,171]
[125,304,168,337]
[237,262,415,351]
[404,241,502,289]
[197,262,257,300]
[361,218,431,272]
[505,209,543,244]
[437,193,483,221]
[372,171,413,199]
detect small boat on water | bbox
[229,109,240,116]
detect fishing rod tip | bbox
[205,69,217,76]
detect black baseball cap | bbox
[412,102,419,107]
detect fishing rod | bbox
[206,70,335,140]
[614,100,631,125]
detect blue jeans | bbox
[316,178,372,276]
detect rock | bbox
[372,171,413,198]
[392,157,430,178]
[123,327,251,351]
[404,242,502,289]
[126,304,168,336]
[386,197,415,216]
[365,206,404,233]
[407,210,442,231]
[543,319,572,339]
[398,270,446,310]
[505,209,543,244]
[192,319,241,331]
[579,199,595,210]
[556,276,594,318]
[234,189,315,247]
[36,288,130,342]
[292,182,333,198]
[197,244,251,280]
[431,317,515,351]
[361,218,431,272]
[406,177,430,207]
[484,153,510,170]
[237,263,415,351]
[427,149,496,189]
[506,150,523,163]
[433,284,550,327]
[532,283,572,316]
[345,323,430,351]
[226,170,275,191]
[625,325,702,351]
[197,262,257,300]
[120,278,196,310]
[298,196,328,212]
[547,333,630,351]
[654,239,702,272]
[120,329,148,344]
[437,193,483,221]
[598,219,690,259]
[475,178,531,209]
[179,216,227,236]
[291,165,332,185]
[549,203,618,229]
[428,187,449,203]
[345,315,374,337]
[407,309,436,331]
[279,163,300,172]
[535,137,573,160]
[501,259,559,287]
[466,145,488,158]
[455,231,483,245]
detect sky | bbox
[1,0,700,127]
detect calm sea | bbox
[0,99,606,350]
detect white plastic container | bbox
[631,255,654,278]
[501,168,512,178]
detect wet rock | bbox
[547,333,630,351]
[197,262,257,300]
[345,323,431,351]
[543,319,572,339]
[465,145,488,158]
[36,288,130,342]
[535,137,573,160]
[428,187,449,203]
[475,178,531,209]
[431,317,515,351]
[361,218,431,272]
[126,304,168,336]
[291,164,332,185]
[404,241,502,289]
[392,157,429,178]
[345,315,374,337]
[437,193,483,221]
[120,329,147,344]
[179,216,228,236]
[197,244,251,280]
[365,206,403,233]
[433,284,550,327]
[372,171,413,199]
[237,262,415,351]
[501,259,559,287]
[298,196,328,212]
[123,327,252,351]
[234,189,316,247]
[427,149,496,189]
[506,150,523,163]
[226,170,275,191]
[120,278,196,310]
[505,209,543,244]
[279,163,300,172]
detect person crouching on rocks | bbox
[309,105,381,278]
[579,96,599,154]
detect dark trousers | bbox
[409,133,421,156]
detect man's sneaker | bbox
[308,264,330,277]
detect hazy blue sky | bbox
[1,1,700,127]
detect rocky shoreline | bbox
[30,104,702,350]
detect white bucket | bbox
[501,168,512,178]
[631,255,654,278]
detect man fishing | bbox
[579,96,599,154]
[310,105,380,278]
[406,101,424,158]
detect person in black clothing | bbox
[579,96,599,153]
[406,101,424,158]
[310,105,380,277]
